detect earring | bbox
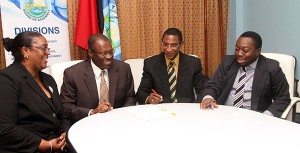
[24,55,29,59]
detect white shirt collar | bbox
[90,60,108,78]
[247,57,258,70]
[240,57,259,72]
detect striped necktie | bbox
[100,70,109,102]
[233,67,246,107]
[168,61,177,103]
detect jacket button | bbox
[52,113,56,117]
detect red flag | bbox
[74,0,100,50]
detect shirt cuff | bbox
[88,109,93,116]
[263,110,274,116]
[202,95,215,102]
[145,96,150,104]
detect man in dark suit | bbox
[60,34,137,124]
[199,31,290,118]
[137,28,207,104]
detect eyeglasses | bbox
[31,46,51,54]
[91,49,115,56]
[162,42,180,49]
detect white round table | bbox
[68,103,300,153]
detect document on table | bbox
[126,105,176,120]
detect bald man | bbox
[60,34,137,124]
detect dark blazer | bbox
[60,59,137,123]
[137,52,207,104]
[197,55,290,117]
[0,62,70,153]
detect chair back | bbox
[49,60,83,93]
[124,58,144,93]
[188,54,198,58]
[261,53,296,97]
[261,53,300,120]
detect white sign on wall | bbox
[1,0,71,73]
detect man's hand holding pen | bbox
[146,89,163,104]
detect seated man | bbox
[61,33,137,124]
[199,31,290,118]
[137,27,207,104]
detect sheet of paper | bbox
[126,105,176,120]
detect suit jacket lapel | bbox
[157,54,170,95]
[17,64,55,110]
[27,77,56,111]
[84,60,99,104]
[176,52,188,93]
[226,62,240,94]
[251,57,267,110]
[218,59,239,104]
[40,73,57,111]
[108,60,117,107]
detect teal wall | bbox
[228,0,300,79]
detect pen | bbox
[205,103,211,108]
[151,89,163,102]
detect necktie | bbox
[168,61,177,103]
[233,67,246,107]
[100,70,109,102]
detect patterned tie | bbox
[168,61,177,103]
[233,67,246,107]
[100,70,109,102]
